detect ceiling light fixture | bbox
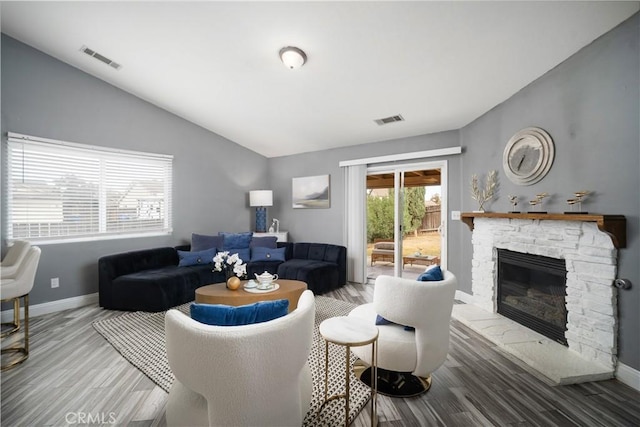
[279,46,307,69]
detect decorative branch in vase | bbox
[470,170,498,212]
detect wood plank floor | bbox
[2,282,639,426]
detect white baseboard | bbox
[453,290,639,392]
[455,289,474,304]
[616,362,640,391]
[1,293,99,322]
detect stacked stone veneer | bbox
[471,218,618,368]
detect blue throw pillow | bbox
[226,247,250,264]
[219,232,253,250]
[376,314,414,332]
[190,300,289,326]
[251,246,286,262]
[177,247,218,267]
[191,233,223,252]
[250,236,278,249]
[375,314,394,325]
[417,265,443,281]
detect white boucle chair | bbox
[165,289,316,427]
[348,271,456,396]
[1,245,41,371]
[1,240,31,279]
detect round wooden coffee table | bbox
[195,279,307,312]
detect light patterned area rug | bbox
[93,296,370,426]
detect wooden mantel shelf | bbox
[460,212,626,248]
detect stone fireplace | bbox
[453,213,626,384]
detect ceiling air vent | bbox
[80,45,122,70]
[374,114,404,126]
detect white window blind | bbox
[6,132,173,243]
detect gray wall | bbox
[459,13,639,370]
[269,14,640,369]
[268,130,462,246]
[1,35,268,305]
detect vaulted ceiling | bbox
[1,2,638,158]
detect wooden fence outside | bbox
[420,205,441,233]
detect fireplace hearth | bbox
[497,249,567,345]
[452,214,623,384]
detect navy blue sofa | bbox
[276,242,347,295]
[98,242,346,312]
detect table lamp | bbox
[249,190,273,232]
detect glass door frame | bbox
[367,160,448,277]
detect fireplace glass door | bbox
[497,249,568,345]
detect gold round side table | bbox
[319,316,378,426]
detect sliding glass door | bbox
[366,161,447,281]
[366,170,402,277]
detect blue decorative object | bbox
[249,190,273,232]
[219,232,253,249]
[190,299,289,326]
[255,207,267,232]
[177,247,218,267]
[417,265,443,281]
[250,246,286,262]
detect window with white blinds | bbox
[6,132,173,243]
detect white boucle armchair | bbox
[348,271,456,395]
[1,240,31,279]
[1,244,41,371]
[165,290,316,427]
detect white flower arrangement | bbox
[213,251,247,278]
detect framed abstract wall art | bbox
[292,174,330,209]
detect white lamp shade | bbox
[279,46,307,69]
[249,190,273,207]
